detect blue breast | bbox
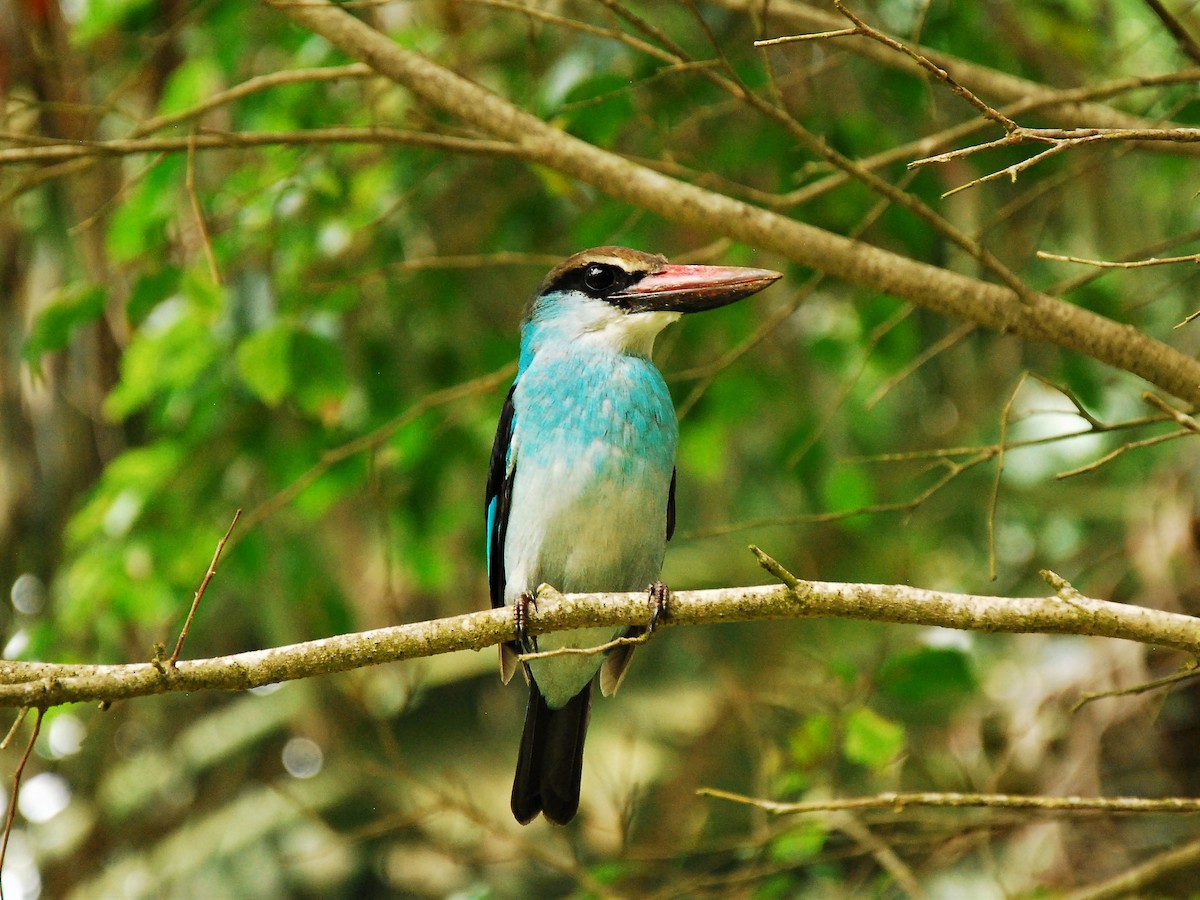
[506,346,678,596]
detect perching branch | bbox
[5,571,1200,709]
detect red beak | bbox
[609,263,782,313]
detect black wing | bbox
[666,467,676,541]
[485,384,518,609]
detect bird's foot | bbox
[513,590,538,653]
[647,581,671,633]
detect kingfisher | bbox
[486,246,781,825]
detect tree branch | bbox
[3,577,1198,709]
[729,0,1200,152]
[698,786,1200,815]
[0,127,527,166]
[264,0,1200,407]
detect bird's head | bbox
[522,247,782,360]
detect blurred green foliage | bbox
[4,0,1200,896]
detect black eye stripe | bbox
[542,262,641,299]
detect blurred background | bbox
[4,0,1200,896]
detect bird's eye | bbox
[582,264,618,294]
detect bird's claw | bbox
[647,581,670,633]
[513,590,538,652]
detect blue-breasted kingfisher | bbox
[486,247,781,824]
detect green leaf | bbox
[289,331,348,418]
[843,707,906,772]
[879,647,977,724]
[788,712,835,768]
[23,283,107,372]
[157,58,223,117]
[821,465,875,514]
[106,156,183,262]
[127,267,182,327]
[104,309,219,420]
[768,821,828,864]
[236,325,294,406]
[73,0,157,44]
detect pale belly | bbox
[504,446,671,707]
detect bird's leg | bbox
[513,590,538,652]
[647,581,671,633]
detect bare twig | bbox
[1142,391,1200,433]
[1067,834,1200,899]
[754,27,859,46]
[0,711,28,752]
[832,1,1019,131]
[1038,250,1200,269]
[239,363,516,535]
[698,786,1200,815]
[0,709,42,898]
[185,129,222,287]
[170,510,243,667]
[750,544,807,593]
[0,127,527,166]
[1055,429,1195,479]
[1073,662,1200,712]
[722,0,1200,153]
[1143,0,1200,65]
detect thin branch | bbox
[698,786,1200,815]
[864,321,976,410]
[912,125,1200,196]
[988,377,1027,581]
[723,0,1200,152]
[754,27,859,46]
[694,449,995,538]
[0,709,41,898]
[1067,834,1200,900]
[239,363,516,535]
[1142,391,1200,433]
[1073,662,1200,711]
[1056,428,1195,479]
[1143,0,1200,65]
[186,129,222,287]
[169,510,243,667]
[4,577,1200,708]
[0,711,28,752]
[1038,250,1200,269]
[601,0,1037,304]
[0,127,528,166]
[832,1,1019,131]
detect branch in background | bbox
[729,0,1200,150]
[264,0,1200,408]
[0,127,529,166]
[1143,0,1200,66]
[0,709,41,895]
[1039,250,1200,269]
[169,509,241,667]
[1067,835,1200,900]
[3,569,1199,709]
[698,786,1200,815]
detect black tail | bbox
[511,682,592,825]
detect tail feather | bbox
[511,682,592,825]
